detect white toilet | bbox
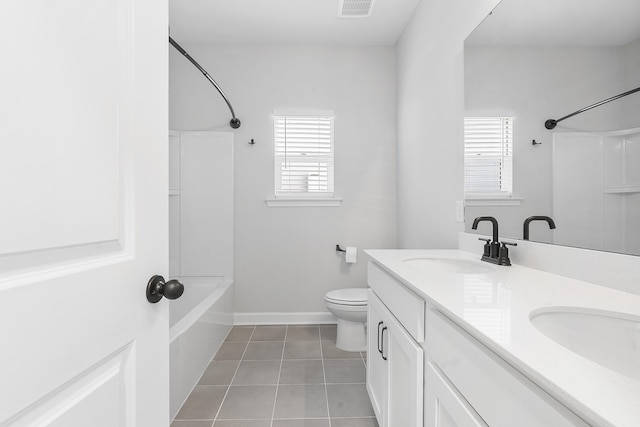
[324,288,368,352]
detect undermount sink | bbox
[530,307,640,381]
[403,257,494,275]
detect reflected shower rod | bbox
[169,36,241,129]
[545,86,640,130]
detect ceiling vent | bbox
[338,0,376,18]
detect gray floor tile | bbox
[213,421,271,427]
[326,384,375,417]
[176,323,379,425]
[331,417,379,427]
[273,385,328,419]
[198,360,239,385]
[171,421,213,427]
[321,341,361,359]
[272,419,330,427]
[233,360,281,385]
[286,325,320,341]
[323,359,366,384]
[251,325,287,341]
[283,341,322,359]
[214,342,248,360]
[279,360,325,384]
[319,325,337,342]
[175,385,227,420]
[225,326,255,342]
[217,385,277,420]
[243,341,285,360]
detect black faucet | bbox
[471,216,516,266]
[471,216,500,258]
[523,216,556,240]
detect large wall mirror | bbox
[464,0,640,255]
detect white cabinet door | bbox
[386,303,424,427]
[367,291,424,427]
[367,290,388,423]
[0,0,169,425]
[425,362,488,427]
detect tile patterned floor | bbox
[171,325,379,427]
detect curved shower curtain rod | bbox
[545,86,640,130]
[169,36,241,129]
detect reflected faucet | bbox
[523,216,556,240]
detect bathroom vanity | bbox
[365,249,640,427]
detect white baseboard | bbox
[234,312,337,326]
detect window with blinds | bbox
[464,117,513,195]
[274,115,335,196]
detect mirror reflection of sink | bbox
[530,307,640,381]
[403,257,494,275]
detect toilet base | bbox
[335,319,366,352]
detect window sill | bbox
[465,195,523,207]
[265,197,342,207]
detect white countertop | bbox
[365,249,640,427]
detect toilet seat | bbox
[325,288,367,306]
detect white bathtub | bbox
[170,277,234,420]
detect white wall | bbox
[395,0,501,248]
[170,44,396,314]
[464,42,640,242]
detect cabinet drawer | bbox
[368,262,425,342]
[427,309,589,427]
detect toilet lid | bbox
[325,288,368,305]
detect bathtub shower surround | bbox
[169,131,233,279]
[168,131,235,420]
[552,128,640,255]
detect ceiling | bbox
[466,0,640,46]
[169,0,420,45]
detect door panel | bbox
[1,0,125,256]
[0,0,129,279]
[0,0,169,425]
[7,344,133,427]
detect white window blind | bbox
[464,117,513,195]
[274,115,334,196]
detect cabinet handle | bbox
[377,321,384,354]
[380,326,388,361]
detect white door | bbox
[0,0,169,426]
